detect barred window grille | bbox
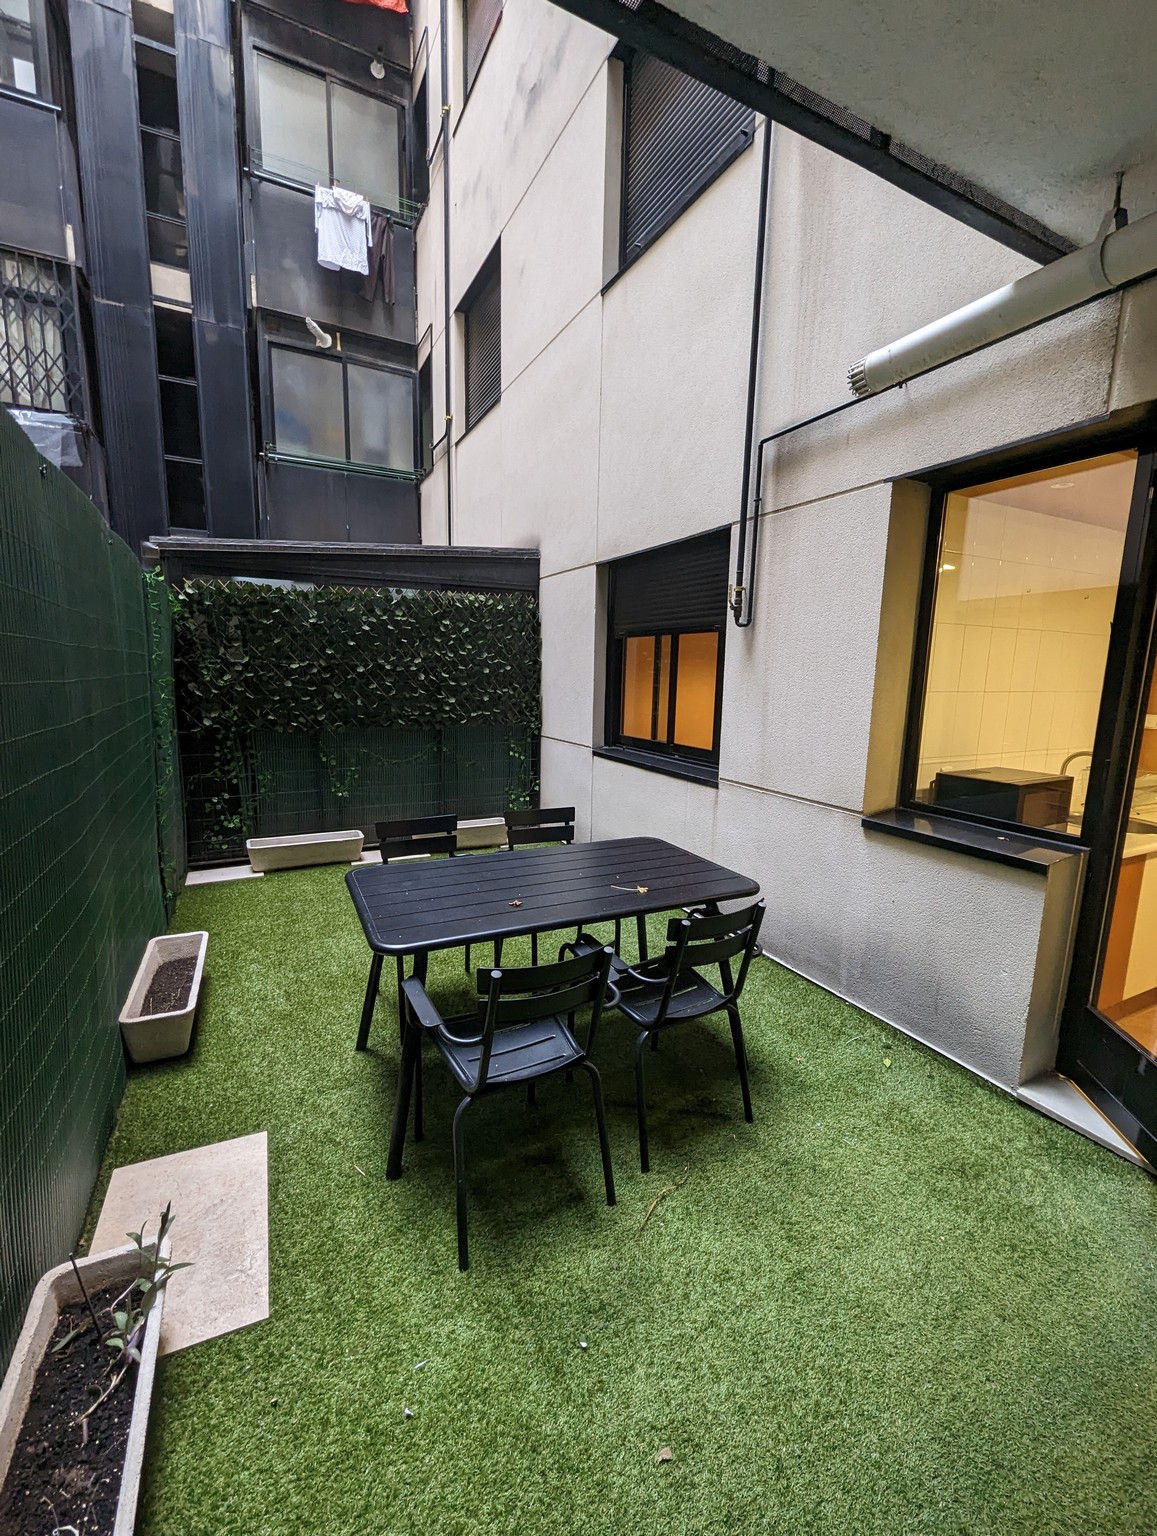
[464,258,500,430]
[464,0,502,94]
[621,51,753,260]
[0,250,83,416]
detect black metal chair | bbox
[504,805,576,848]
[588,900,766,1173]
[356,816,460,1081]
[390,947,619,1270]
[504,807,599,964]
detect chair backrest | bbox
[651,899,766,1019]
[504,805,576,849]
[469,946,614,1090]
[375,813,457,863]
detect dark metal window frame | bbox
[897,429,1157,849]
[262,324,420,478]
[607,627,725,770]
[603,531,729,779]
[617,46,754,274]
[248,47,406,216]
[0,0,53,106]
[461,247,500,434]
[0,246,85,417]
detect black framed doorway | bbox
[1058,449,1157,1166]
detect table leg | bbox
[636,913,649,964]
[356,953,383,1051]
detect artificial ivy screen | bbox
[170,579,541,860]
[172,580,541,736]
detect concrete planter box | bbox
[0,1242,166,1536]
[246,830,364,872]
[119,931,208,1064]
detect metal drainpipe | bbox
[731,119,774,628]
[440,0,453,543]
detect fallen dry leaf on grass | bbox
[655,1447,673,1464]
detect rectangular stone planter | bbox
[246,829,364,872]
[0,1243,166,1536]
[119,930,208,1064]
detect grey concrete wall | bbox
[412,0,1157,1091]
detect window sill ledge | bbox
[862,807,1085,874]
[593,745,718,787]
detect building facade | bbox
[0,0,423,550]
[413,0,1157,1165]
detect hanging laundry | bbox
[314,184,372,275]
[362,212,396,306]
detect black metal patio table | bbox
[345,836,761,1173]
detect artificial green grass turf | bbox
[86,866,1157,1536]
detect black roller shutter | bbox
[610,528,730,636]
[622,53,754,260]
[465,0,503,93]
[464,258,500,429]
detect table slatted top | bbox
[345,837,760,955]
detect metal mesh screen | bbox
[0,412,166,1371]
[182,723,535,864]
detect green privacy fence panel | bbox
[0,413,167,1371]
[144,571,186,917]
[171,580,541,863]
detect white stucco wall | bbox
[416,0,1157,1093]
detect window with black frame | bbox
[268,334,416,474]
[620,51,754,267]
[462,250,500,430]
[903,450,1138,837]
[253,52,402,211]
[133,1,188,272]
[605,529,729,776]
[0,0,51,98]
[463,0,502,95]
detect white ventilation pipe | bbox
[847,207,1157,398]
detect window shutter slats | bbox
[610,529,730,636]
[465,263,501,428]
[623,54,753,257]
[465,0,503,92]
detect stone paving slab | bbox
[91,1132,269,1356]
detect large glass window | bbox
[270,342,415,472]
[154,304,205,530]
[0,0,49,98]
[0,248,80,414]
[909,451,1137,835]
[254,54,401,211]
[605,530,729,776]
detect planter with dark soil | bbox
[119,931,208,1064]
[0,1243,166,1536]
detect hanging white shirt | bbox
[314,184,372,275]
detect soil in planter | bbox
[142,954,196,1014]
[0,1287,138,1536]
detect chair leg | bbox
[452,1096,473,1271]
[577,1061,616,1205]
[386,1013,421,1180]
[651,1031,660,1052]
[728,1004,754,1124]
[527,1080,537,1108]
[396,958,406,1042]
[356,953,384,1051]
[633,1029,651,1174]
[464,943,472,974]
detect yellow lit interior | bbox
[621,635,656,739]
[673,632,719,751]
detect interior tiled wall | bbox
[917,495,1124,810]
